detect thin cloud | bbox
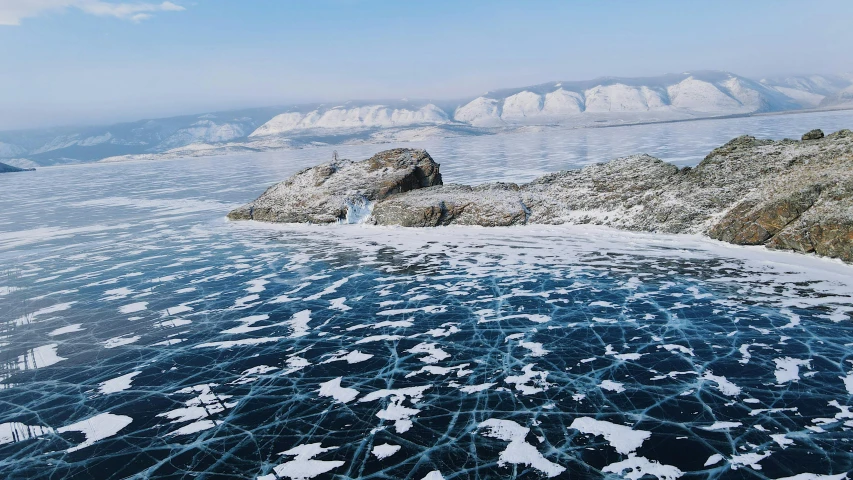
[0,0,185,25]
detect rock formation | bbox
[229,129,853,262]
[227,148,442,224]
[0,161,35,173]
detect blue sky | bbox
[1,0,851,130]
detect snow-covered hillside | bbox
[249,104,449,136]
[451,72,804,126]
[820,85,853,108]
[0,142,26,158]
[2,70,851,165]
[760,74,853,108]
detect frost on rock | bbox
[231,131,853,263]
[227,148,442,224]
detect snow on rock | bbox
[477,418,566,477]
[258,443,345,480]
[228,148,441,225]
[569,417,651,454]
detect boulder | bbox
[802,129,824,141]
[227,148,442,224]
[372,183,527,227]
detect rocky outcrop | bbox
[0,161,35,173]
[230,130,853,262]
[227,148,442,223]
[801,129,825,141]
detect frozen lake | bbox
[1,110,853,479]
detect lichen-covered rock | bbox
[802,129,825,141]
[372,183,527,227]
[229,130,853,263]
[227,148,442,223]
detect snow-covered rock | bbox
[230,129,853,264]
[227,148,442,224]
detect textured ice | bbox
[3,117,853,478]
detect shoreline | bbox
[79,106,853,166]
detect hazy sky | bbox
[1,0,851,130]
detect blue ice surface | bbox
[1,110,853,479]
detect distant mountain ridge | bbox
[1,70,851,166]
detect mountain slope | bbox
[249,102,450,136]
[1,70,851,166]
[451,71,802,126]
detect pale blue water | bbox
[1,111,853,479]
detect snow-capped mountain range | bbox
[1,70,851,165]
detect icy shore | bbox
[229,129,853,262]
